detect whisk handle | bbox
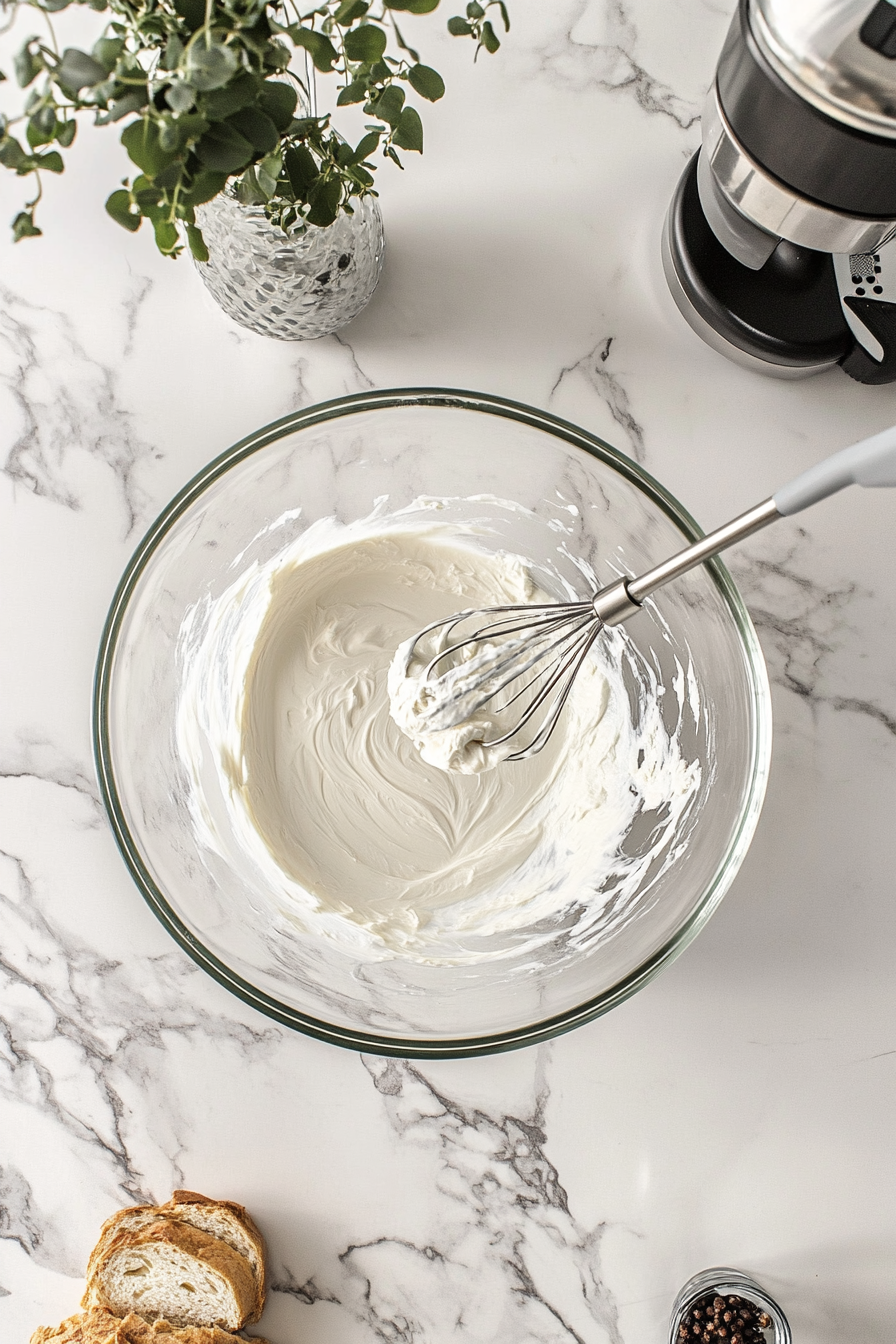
[773,422,896,515]
[596,423,896,625]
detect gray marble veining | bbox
[1,0,896,1341]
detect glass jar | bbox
[670,1267,792,1344]
[194,188,385,341]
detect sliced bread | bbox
[118,1310,269,1343]
[30,1308,122,1344]
[87,1194,265,1318]
[81,1219,257,1330]
[164,1192,266,1305]
[30,1308,268,1344]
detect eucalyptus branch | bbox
[0,0,510,253]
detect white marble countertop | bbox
[2,3,896,1342]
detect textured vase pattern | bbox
[194,191,385,341]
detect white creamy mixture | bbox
[176,501,701,965]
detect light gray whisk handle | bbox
[594,422,896,625]
[773,422,896,515]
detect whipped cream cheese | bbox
[176,500,701,965]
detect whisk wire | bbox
[410,605,599,735]
[449,611,596,717]
[502,622,604,760]
[423,602,595,682]
[487,613,597,713]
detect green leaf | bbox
[344,24,387,61]
[227,107,278,153]
[158,112,208,153]
[12,210,42,239]
[121,118,179,177]
[407,63,444,101]
[289,27,337,72]
[447,17,471,35]
[200,71,262,119]
[350,129,380,164]
[0,136,27,169]
[182,167,227,203]
[173,0,205,31]
[236,166,269,204]
[26,106,56,148]
[336,78,368,106]
[263,41,292,72]
[96,91,148,125]
[165,80,196,113]
[152,217,179,253]
[56,47,108,91]
[392,104,422,151]
[131,174,162,207]
[347,164,374,187]
[35,150,64,172]
[14,44,40,89]
[93,36,125,73]
[306,175,341,227]
[290,117,324,137]
[184,42,239,92]
[194,121,254,172]
[156,161,185,190]
[161,35,184,71]
[284,143,318,195]
[186,222,208,261]
[105,187,142,231]
[259,147,283,177]
[466,1,484,16]
[480,18,500,51]
[55,120,77,147]
[334,0,369,21]
[256,167,277,196]
[386,0,440,11]
[258,80,298,130]
[497,1,510,31]
[367,83,404,126]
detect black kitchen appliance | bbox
[663,0,896,383]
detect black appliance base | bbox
[662,152,854,380]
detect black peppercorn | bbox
[679,1293,774,1343]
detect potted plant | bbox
[0,0,510,337]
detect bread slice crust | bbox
[82,1219,258,1329]
[87,1194,265,1320]
[30,1308,268,1344]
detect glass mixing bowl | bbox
[94,390,771,1057]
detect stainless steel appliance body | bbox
[663,0,896,382]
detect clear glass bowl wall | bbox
[95,392,771,1056]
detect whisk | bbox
[397,424,896,763]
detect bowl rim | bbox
[93,387,772,1058]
